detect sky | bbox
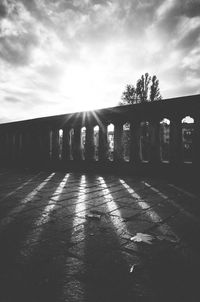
[0,0,200,123]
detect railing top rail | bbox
[0,94,200,130]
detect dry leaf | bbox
[130,233,154,244]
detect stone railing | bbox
[0,94,199,176]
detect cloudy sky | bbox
[0,0,200,123]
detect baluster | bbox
[15,132,20,163]
[4,133,9,163]
[73,126,82,161]
[114,122,123,162]
[149,120,160,164]
[130,121,141,164]
[85,125,94,161]
[52,128,59,161]
[192,116,200,167]
[0,132,4,164]
[169,117,182,166]
[98,123,108,162]
[62,126,70,161]
[39,129,50,166]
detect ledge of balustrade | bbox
[0,94,199,181]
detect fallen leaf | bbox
[130,233,154,245]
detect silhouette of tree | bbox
[150,75,162,102]
[121,73,162,105]
[121,84,138,104]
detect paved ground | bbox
[0,169,200,302]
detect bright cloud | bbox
[0,0,200,122]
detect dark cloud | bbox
[157,0,200,31]
[0,0,40,66]
[20,0,53,25]
[182,0,200,17]
[0,0,8,18]
[5,96,22,103]
[177,26,200,51]
[0,32,39,65]
[124,0,164,24]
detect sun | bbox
[59,63,106,112]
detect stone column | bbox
[23,129,32,165]
[169,117,182,166]
[4,133,10,163]
[130,121,141,164]
[0,132,5,164]
[52,128,59,161]
[192,116,200,167]
[98,123,108,162]
[85,125,94,161]
[5,132,13,163]
[73,126,82,161]
[11,133,16,162]
[39,128,50,166]
[14,132,21,163]
[149,120,161,164]
[114,122,123,162]
[62,127,71,161]
[28,128,39,166]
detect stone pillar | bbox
[62,127,71,161]
[18,132,22,163]
[14,132,21,163]
[73,126,82,161]
[169,117,182,166]
[11,133,16,162]
[0,132,5,165]
[114,122,123,162]
[149,120,160,164]
[85,125,94,161]
[98,123,108,162]
[20,131,27,166]
[52,128,59,161]
[39,128,50,166]
[130,121,141,164]
[28,128,39,166]
[4,133,10,163]
[192,117,200,167]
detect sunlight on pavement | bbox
[35,173,70,227]
[62,175,86,302]
[119,180,141,199]
[142,181,168,199]
[120,179,181,241]
[0,173,55,229]
[0,173,41,201]
[142,181,198,222]
[98,177,129,236]
[21,173,70,257]
[72,175,87,228]
[120,179,162,223]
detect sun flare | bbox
[59,64,107,112]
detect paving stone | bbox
[1,169,200,302]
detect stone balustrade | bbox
[0,94,200,176]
